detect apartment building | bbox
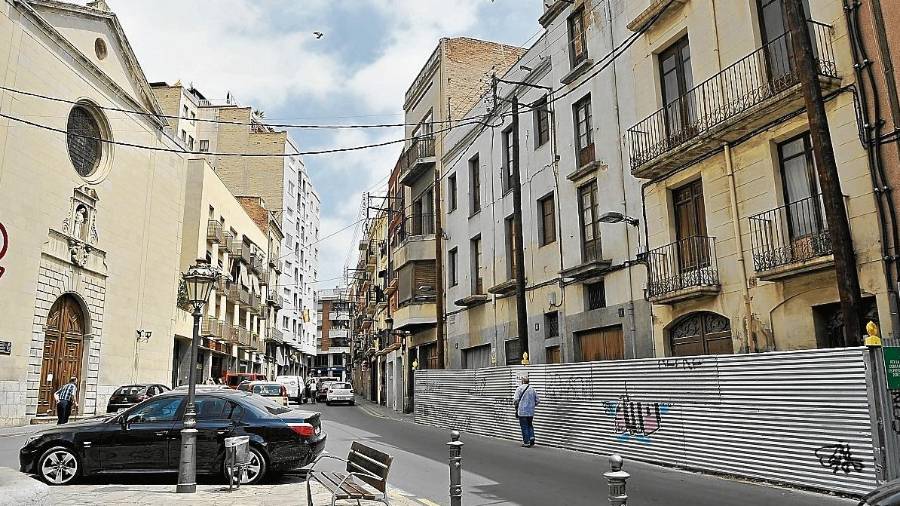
[0,0,186,425]
[440,1,650,368]
[150,83,321,375]
[625,0,891,353]
[173,159,270,384]
[316,288,351,381]
[394,37,526,377]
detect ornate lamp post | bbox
[176,260,218,493]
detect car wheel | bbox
[225,445,267,485]
[349,401,355,406]
[37,446,80,485]
[326,401,332,406]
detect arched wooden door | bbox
[37,296,85,414]
[669,312,732,357]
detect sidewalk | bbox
[42,481,428,506]
[352,395,416,424]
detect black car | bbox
[20,389,325,486]
[106,384,169,413]
[859,479,900,506]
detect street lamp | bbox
[176,259,219,494]
[598,211,639,227]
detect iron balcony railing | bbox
[646,236,720,298]
[232,242,252,264]
[219,323,236,344]
[748,195,832,272]
[401,136,435,170]
[627,21,837,171]
[398,213,435,238]
[207,220,223,244]
[233,325,251,347]
[222,231,235,253]
[201,317,221,338]
[266,326,284,343]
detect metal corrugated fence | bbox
[414,348,878,495]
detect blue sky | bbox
[111,0,543,285]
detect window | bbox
[448,173,458,212]
[568,7,588,67]
[66,105,102,177]
[538,193,556,246]
[471,236,483,294]
[576,325,624,362]
[469,155,481,214]
[659,36,694,138]
[545,311,559,338]
[505,339,522,366]
[180,130,186,142]
[188,135,194,151]
[462,344,491,369]
[195,396,243,421]
[673,179,709,272]
[128,396,182,423]
[546,346,561,364]
[505,216,518,280]
[778,133,825,240]
[573,95,594,167]
[533,96,550,147]
[586,281,606,310]
[183,105,189,119]
[502,127,515,193]
[199,140,210,152]
[283,316,289,329]
[578,181,601,262]
[448,248,458,286]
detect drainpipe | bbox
[724,144,756,353]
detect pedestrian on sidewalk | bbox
[54,376,78,425]
[513,376,539,447]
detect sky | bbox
[109,0,544,288]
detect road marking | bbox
[417,499,442,506]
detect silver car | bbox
[325,382,355,405]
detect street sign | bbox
[0,340,10,355]
[884,347,900,390]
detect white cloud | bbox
[113,0,341,108]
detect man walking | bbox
[54,376,78,425]
[513,376,539,447]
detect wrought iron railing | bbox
[627,21,837,170]
[207,220,223,243]
[646,236,719,298]
[400,135,436,173]
[748,195,832,272]
[398,213,435,238]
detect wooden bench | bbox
[306,442,393,506]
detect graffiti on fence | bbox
[546,374,592,402]
[657,357,703,371]
[891,391,900,435]
[815,443,864,474]
[467,376,487,397]
[0,222,7,280]
[489,396,514,420]
[419,403,472,431]
[418,381,440,394]
[602,385,670,443]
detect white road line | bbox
[417,498,442,506]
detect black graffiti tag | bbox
[815,443,864,474]
[0,222,7,280]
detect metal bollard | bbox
[448,430,464,506]
[603,454,630,506]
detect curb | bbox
[0,467,49,506]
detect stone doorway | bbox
[37,295,85,415]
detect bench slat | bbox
[313,472,376,500]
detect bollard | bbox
[603,454,630,506]
[448,429,464,506]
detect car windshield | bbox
[115,386,145,396]
[239,392,292,415]
[253,384,282,396]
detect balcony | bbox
[222,231,234,253]
[266,292,284,310]
[207,220,223,244]
[219,323,236,344]
[749,195,834,281]
[393,301,437,331]
[201,317,221,338]
[233,325,251,348]
[399,136,436,185]
[560,241,612,281]
[227,284,251,306]
[394,215,436,267]
[646,236,720,304]
[266,326,284,343]
[250,251,265,273]
[232,241,252,264]
[250,331,260,351]
[248,293,261,314]
[329,311,350,321]
[329,328,349,339]
[627,21,838,179]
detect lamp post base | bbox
[176,427,198,493]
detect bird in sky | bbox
[313,31,324,39]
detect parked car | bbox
[315,377,340,402]
[20,389,325,486]
[859,479,900,505]
[106,384,169,413]
[222,372,267,389]
[238,381,289,406]
[325,382,354,406]
[275,375,305,403]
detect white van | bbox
[275,375,304,403]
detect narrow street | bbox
[0,399,859,505]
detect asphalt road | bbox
[0,400,859,506]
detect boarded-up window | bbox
[545,346,561,364]
[576,325,624,362]
[462,344,491,369]
[505,339,522,365]
[398,264,413,303]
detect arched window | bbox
[669,312,732,357]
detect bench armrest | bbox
[307,452,349,473]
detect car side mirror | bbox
[124,414,142,427]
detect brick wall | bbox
[321,299,332,351]
[444,38,526,120]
